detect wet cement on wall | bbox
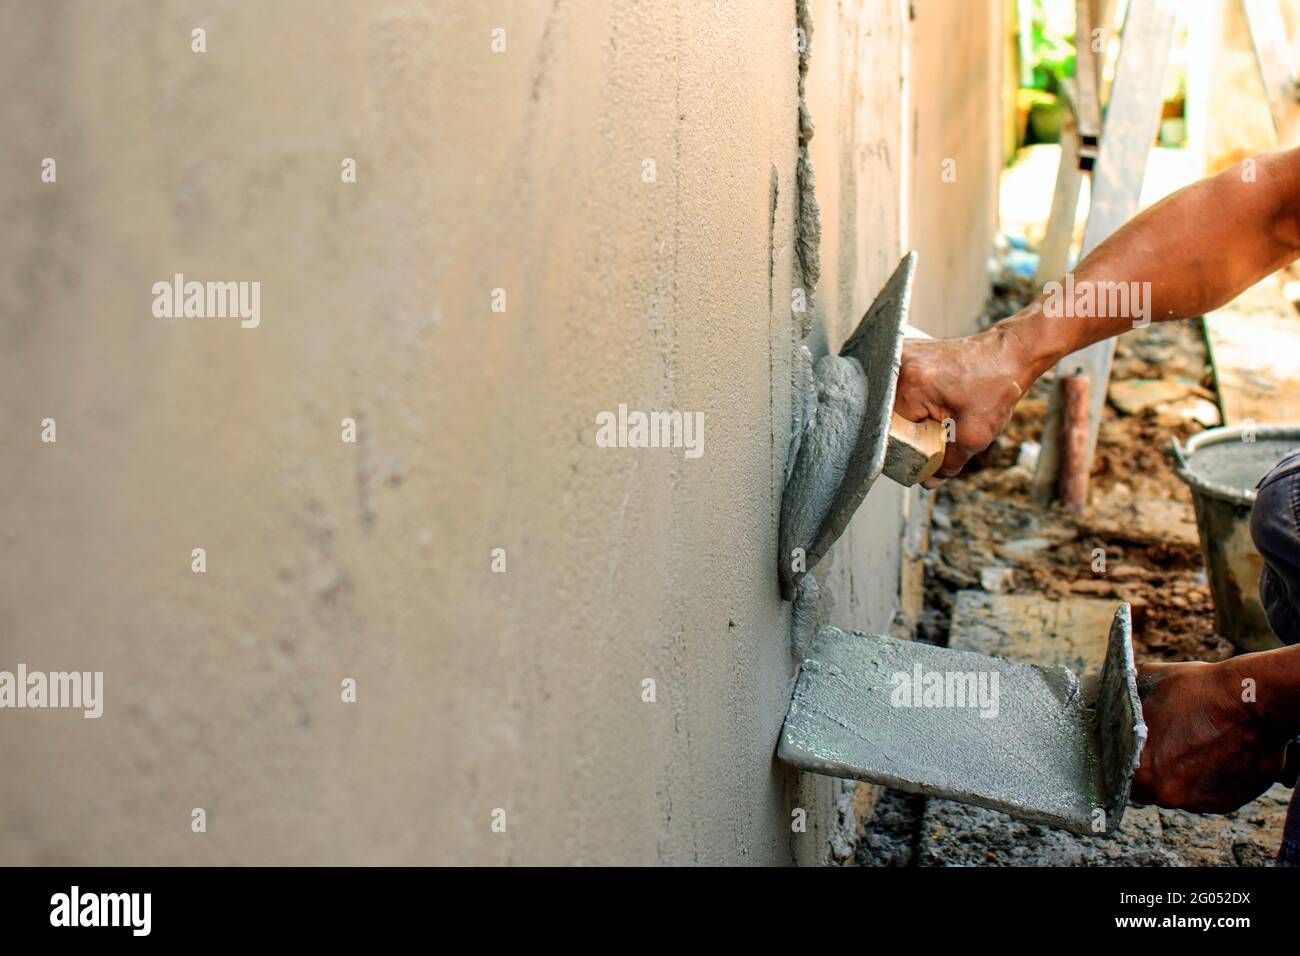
[0,0,997,865]
[0,0,849,865]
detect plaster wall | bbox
[0,0,997,865]
[909,0,1001,340]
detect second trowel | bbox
[778,604,1146,835]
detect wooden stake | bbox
[1060,371,1091,513]
[1031,0,1177,504]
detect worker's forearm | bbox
[998,147,1300,384]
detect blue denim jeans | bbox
[1249,449,1300,865]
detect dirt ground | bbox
[849,277,1293,867]
[921,311,1231,665]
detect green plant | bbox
[1026,0,1076,94]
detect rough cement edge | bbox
[786,344,818,488]
[789,0,838,866]
[1094,602,1147,834]
[786,0,822,499]
[789,572,824,661]
[794,0,820,325]
[784,0,919,866]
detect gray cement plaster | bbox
[777,603,1144,835]
[778,253,917,596]
[790,573,825,662]
[779,355,868,597]
[794,0,820,339]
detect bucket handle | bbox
[1169,436,1191,482]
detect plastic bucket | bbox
[1171,425,1300,652]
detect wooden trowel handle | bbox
[885,414,947,485]
[884,324,947,486]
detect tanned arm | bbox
[896,146,1300,480]
[893,147,1300,814]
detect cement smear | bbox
[787,0,823,477]
[790,573,825,661]
[794,0,821,330]
[780,355,869,591]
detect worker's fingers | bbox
[891,392,935,427]
[935,443,972,479]
[935,420,992,479]
[892,350,941,420]
[895,337,1015,482]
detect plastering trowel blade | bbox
[800,251,918,575]
[777,603,1146,835]
[779,252,945,600]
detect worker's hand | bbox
[894,324,1037,484]
[1129,659,1293,814]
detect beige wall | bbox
[910,0,1002,339]
[0,0,997,865]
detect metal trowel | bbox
[779,251,946,600]
[775,252,1146,835]
[778,605,1145,835]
